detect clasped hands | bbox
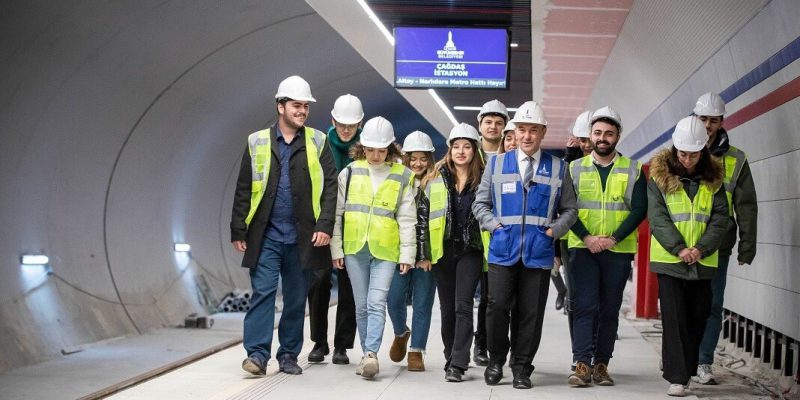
[678,247,703,265]
[583,235,616,253]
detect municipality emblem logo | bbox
[437,31,464,59]
[539,164,549,175]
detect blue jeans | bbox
[699,254,730,365]
[243,238,311,364]
[387,266,436,350]
[345,247,396,354]
[569,248,632,365]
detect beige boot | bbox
[361,352,379,379]
[407,351,425,371]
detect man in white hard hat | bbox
[477,99,509,156]
[692,92,757,385]
[565,106,647,387]
[307,94,364,365]
[473,101,577,389]
[231,75,338,376]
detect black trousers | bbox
[307,267,357,349]
[434,249,482,371]
[474,270,488,349]
[487,262,550,377]
[657,274,712,385]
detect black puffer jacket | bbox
[414,186,431,262]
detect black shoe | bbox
[308,342,329,363]
[555,292,565,310]
[278,354,303,375]
[332,348,350,365]
[513,376,532,389]
[445,367,463,382]
[473,346,489,366]
[484,364,503,385]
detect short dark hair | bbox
[592,117,620,133]
[276,97,291,105]
[480,112,508,124]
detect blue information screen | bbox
[394,27,509,89]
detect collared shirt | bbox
[590,151,619,168]
[517,148,542,185]
[264,126,300,244]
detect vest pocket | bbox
[489,225,512,258]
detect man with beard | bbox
[565,106,647,387]
[231,76,338,376]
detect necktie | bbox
[524,156,534,189]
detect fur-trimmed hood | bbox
[649,148,723,194]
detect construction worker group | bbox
[230,75,756,397]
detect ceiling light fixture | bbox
[510,42,519,48]
[356,0,394,45]
[428,89,458,126]
[454,106,518,112]
[174,243,191,253]
[21,254,49,265]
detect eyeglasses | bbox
[334,121,360,131]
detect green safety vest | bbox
[567,155,641,253]
[719,145,747,216]
[245,127,326,226]
[650,183,719,267]
[425,175,448,264]
[343,160,413,262]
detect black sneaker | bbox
[332,348,350,365]
[445,366,464,382]
[308,342,329,363]
[242,356,266,375]
[278,354,303,375]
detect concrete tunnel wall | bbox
[0,0,439,372]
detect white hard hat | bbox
[402,131,435,152]
[571,110,593,138]
[693,92,725,117]
[331,94,364,124]
[477,99,509,122]
[360,116,395,148]
[275,75,316,102]
[503,121,516,133]
[672,116,708,152]
[591,106,622,133]
[448,123,481,146]
[510,101,547,126]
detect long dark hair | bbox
[402,151,436,176]
[667,146,719,183]
[425,138,484,191]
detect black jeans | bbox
[434,249,482,371]
[657,274,712,385]
[307,267,357,349]
[487,262,550,377]
[474,270,488,349]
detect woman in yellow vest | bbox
[423,123,486,382]
[387,131,438,372]
[648,116,729,397]
[330,116,417,380]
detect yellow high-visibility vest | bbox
[567,155,641,253]
[719,145,746,216]
[245,127,326,226]
[342,160,413,262]
[425,176,448,264]
[650,183,719,267]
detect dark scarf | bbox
[327,125,361,172]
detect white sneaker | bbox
[361,352,379,379]
[695,364,717,385]
[356,356,365,375]
[667,384,687,397]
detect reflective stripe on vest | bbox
[488,150,564,268]
[566,155,641,253]
[424,175,448,264]
[720,145,746,216]
[343,160,413,262]
[650,183,719,267]
[245,127,327,226]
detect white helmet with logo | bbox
[331,94,364,124]
[672,116,708,152]
[477,99,509,122]
[510,101,547,126]
[693,92,726,117]
[402,131,435,152]
[591,106,622,133]
[359,116,395,148]
[503,121,516,133]
[571,110,593,138]
[447,123,481,146]
[274,75,316,102]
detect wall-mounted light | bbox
[21,254,49,265]
[510,42,519,48]
[174,243,191,253]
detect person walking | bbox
[648,116,729,397]
[473,101,578,389]
[693,93,757,385]
[387,131,438,372]
[330,116,416,379]
[565,106,647,387]
[231,75,338,376]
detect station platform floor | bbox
[107,288,685,400]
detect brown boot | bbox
[389,328,411,362]
[407,351,425,371]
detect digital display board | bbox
[394,27,509,89]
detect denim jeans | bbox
[387,266,436,350]
[698,254,730,364]
[243,238,311,364]
[345,247,396,354]
[569,248,632,365]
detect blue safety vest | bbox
[488,150,564,268]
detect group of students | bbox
[231,76,756,397]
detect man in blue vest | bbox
[230,76,338,375]
[473,101,578,389]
